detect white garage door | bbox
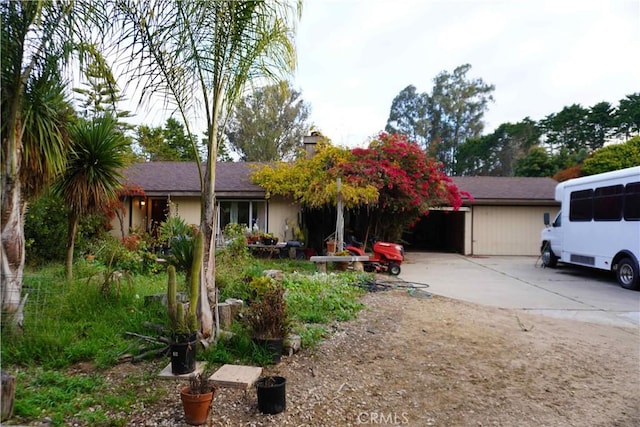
[472,205,557,255]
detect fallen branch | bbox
[132,345,169,363]
[125,332,169,344]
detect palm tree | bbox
[53,115,128,281]
[115,0,301,338]
[1,1,111,328]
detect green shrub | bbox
[283,272,367,323]
[24,192,68,263]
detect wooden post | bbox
[317,262,327,273]
[225,298,243,319]
[218,302,232,330]
[1,370,15,421]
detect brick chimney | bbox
[303,132,322,159]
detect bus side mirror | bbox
[543,212,550,226]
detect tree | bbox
[53,115,129,280]
[252,133,469,242]
[164,118,203,161]
[385,85,429,147]
[116,0,300,338]
[384,64,494,174]
[614,93,640,139]
[514,146,557,177]
[137,118,204,161]
[73,59,133,125]
[136,125,168,161]
[540,104,590,154]
[581,136,640,176]
[225,81,311,161]
[1,0,110,328]
[585,101,615,151]
[456,118,540,176]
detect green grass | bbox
[2,252,371,425]
[14,368,114,426]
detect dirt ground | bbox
[21,286,640,426]
[105,286,639,427]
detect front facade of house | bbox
[115,162,302,244]
[117,161,559,256]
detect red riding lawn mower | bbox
[345,237,405,275]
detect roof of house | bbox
[121,161,559,204]
[452,176,558,205]
[121,161,266,198]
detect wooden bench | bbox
[309,255,370,273]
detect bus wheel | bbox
[616,257,639,290]
[541,244,557,268]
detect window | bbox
[569,189,593,221]
[593,185,623,221]
[218,201,267,232]
[624,182,640,221]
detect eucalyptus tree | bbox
[1,0,112,328]
[384,64,494,174]
[53,115,128,281]
[385,85,429,148]
[116,0,300,337]
[428,64,494,174]
[225,80,311,161]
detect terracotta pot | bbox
[180,386,215,426]
[335,261,349,271]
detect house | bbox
[116,162,559,256]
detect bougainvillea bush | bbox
[340,133,470,240]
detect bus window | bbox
[569,189,593,221]
[594,185,623,221]
[624,182,640,221]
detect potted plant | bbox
[167,231,203,375]
[180,373,216,425]
[244,276,289,363]
[255,375,286,414]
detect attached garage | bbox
[404,176,559,256]
[470,205,556,255]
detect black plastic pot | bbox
[170,334,197,375]
[253,338,283,363]
[256,376,286,414]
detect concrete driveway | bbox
[398,252,640,328]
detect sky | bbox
[291,0,640,148]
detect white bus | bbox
[540,166,640,290]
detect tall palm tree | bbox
[116,0,301,338]
[53,115,128,281]
[1,1,111,327]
